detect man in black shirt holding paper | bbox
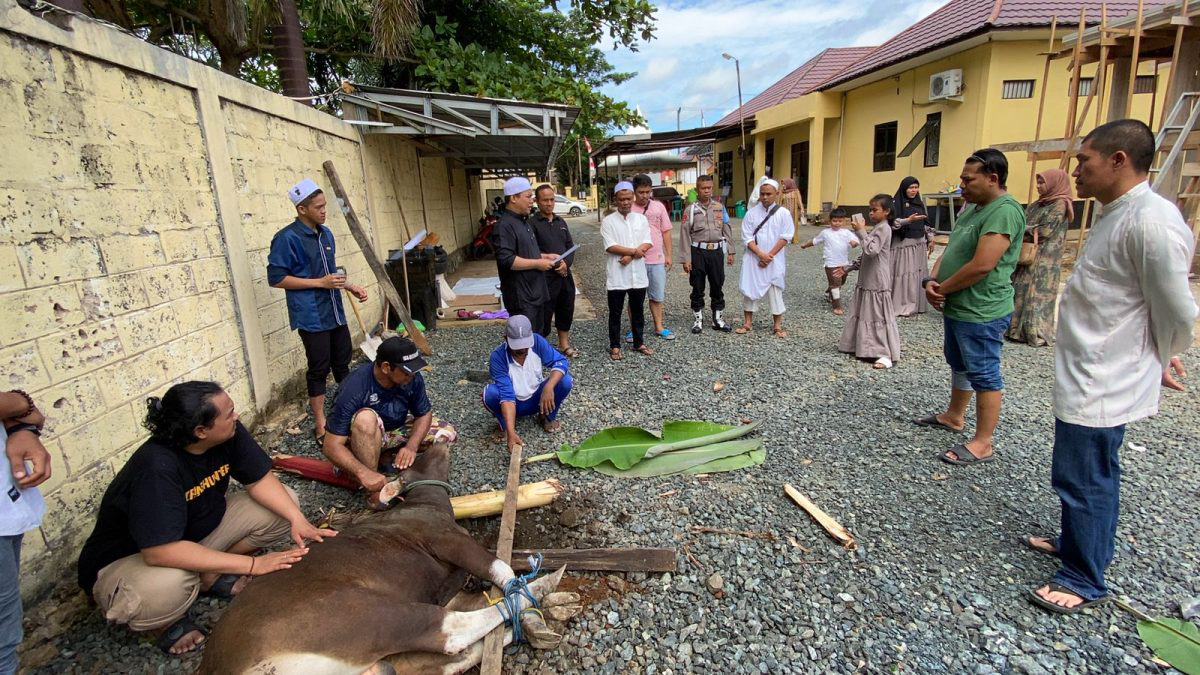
[494,177,558,332]
[530,183,578,355]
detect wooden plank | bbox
[502,548,677,573]
[992,137,1075,153]
[449,293,501,308]
[480,442,524,675]
[322,160,431,355]
[1123,0,1145,119]
[1027,17,1059,201]
[783,483,857,550]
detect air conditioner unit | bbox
[929,69,963,100]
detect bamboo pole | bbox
[1026,18,1059,202]
[1123,0,1145,119]
[451,479,562,519]
[480,443,524,675]
[1158,0,1190,129]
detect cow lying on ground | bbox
[197,443,579,674]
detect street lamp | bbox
[723,52,750,204]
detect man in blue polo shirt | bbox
[322,337,457,509]
[483,315,572,451]
[268,179,369,444]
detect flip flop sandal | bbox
[609,349,623,361]
[939,443,993,466]
[634,345,654,356]
[1020,535,1060,558]
[562,346,580,358]
[734,326,751,334]
[773,328,789,338]
[201,574,240,599]
[156,613,207,655]
[913,415,964,432]
[1027,582,1109,615]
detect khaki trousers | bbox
[91,487,296,631]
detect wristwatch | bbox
[921,277,936,289]
[4,423,40,437]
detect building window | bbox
[923,113,941,168]
[717,151,733,188]
[1134,75,1156,94]
[1074,77,1094,97]
[873,122,898,172]
[765,139,775,178]
[1002,79,1035,99]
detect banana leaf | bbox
[593,439,763,478]
[555,419,763,469]
[684,442,767,474]
[1137,617,1200,674]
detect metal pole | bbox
[677,107,681,131]
[735,58,749,203]
[576,138,583,195]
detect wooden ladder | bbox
[1151,93,1200,266]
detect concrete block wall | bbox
[0,0,479,598]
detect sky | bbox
[598,0,948,133]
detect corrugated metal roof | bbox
[819,0,1163,90]
[715,47,875,126]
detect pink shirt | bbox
[634,198,673,264]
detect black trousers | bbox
[542,276,576,336]
[298,324,352,397]
[689,247,726,312]
[608,287,647,349]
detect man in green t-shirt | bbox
[914,149,1025,466]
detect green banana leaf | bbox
[1137,617,1200,675]
[554,426,665,470]
[593,439,763,478]
[684,442,767,474]
[556,419,762,469]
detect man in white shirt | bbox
[602,181,654,360]
[1026,120,1197,614]
[0,391,52,673]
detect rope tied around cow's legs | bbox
[490,553,545,652]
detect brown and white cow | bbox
[197,443,577,675]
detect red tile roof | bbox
[715,47,875,126]
[819,0,1163,90]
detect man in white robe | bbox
[736,179,795,337]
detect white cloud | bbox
[850,0,946,47]
[641,57,680,85]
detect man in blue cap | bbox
[483,315,572,451]
[494,177,560,332]
[268,179,368,444]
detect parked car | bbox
[651,185,680,211]
[553,194,587,216]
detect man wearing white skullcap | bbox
[268,179,369,443]
[495,176,556,332]
[601,181,654,360]
[736,178,794,337]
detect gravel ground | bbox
[32,215,1200,674]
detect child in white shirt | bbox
[801,207,860,315]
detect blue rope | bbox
[493,553,544,652]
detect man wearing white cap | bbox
[602,181,655,360]
[483,315,572,451]
[268,179,368,444]
[736,178,794,337]
[495,177,559,332]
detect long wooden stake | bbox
[503,548,677,573]
[1074,198,1095,253]
[1123,0,1144,119]
[1063,9,1088,145]
[480,443,524,675]
[1027,18,1059,201]
[1158,0,1190,129]
[1093,4,1110,129]
[322,160,431,355]
[783,484,857,550]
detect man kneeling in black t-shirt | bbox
[321,336,458,509]
[76,382,336,656]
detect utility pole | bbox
[723,52,750,205]
[677,107,682,131]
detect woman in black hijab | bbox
[890,177,932,316]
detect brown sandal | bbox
[772,327,788,338]
[609,348,623,361]
[633,345,654,356]
[562,345,580,358]
[734,325,751,334]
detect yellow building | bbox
[715,0,1167,214]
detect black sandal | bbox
[201,574,240,599]
[1027,582,1109,615]
[913,415,964,432]
[1021,535,1060,558]
[939,443,993,466]
[155,613,207,655]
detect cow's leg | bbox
[382,628,514,675]
[422,526,517,588]
[437,565,565,654]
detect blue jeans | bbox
[943,314,1011,392]
[482,374,572,430]
[0,535,23,675]
[1050,418,1125,601]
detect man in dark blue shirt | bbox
[322,337,457,509]
[267,179,368,444]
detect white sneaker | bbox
[691,311,703,334]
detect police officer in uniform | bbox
[680,174,734,333]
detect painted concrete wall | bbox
[0,0,478,599]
